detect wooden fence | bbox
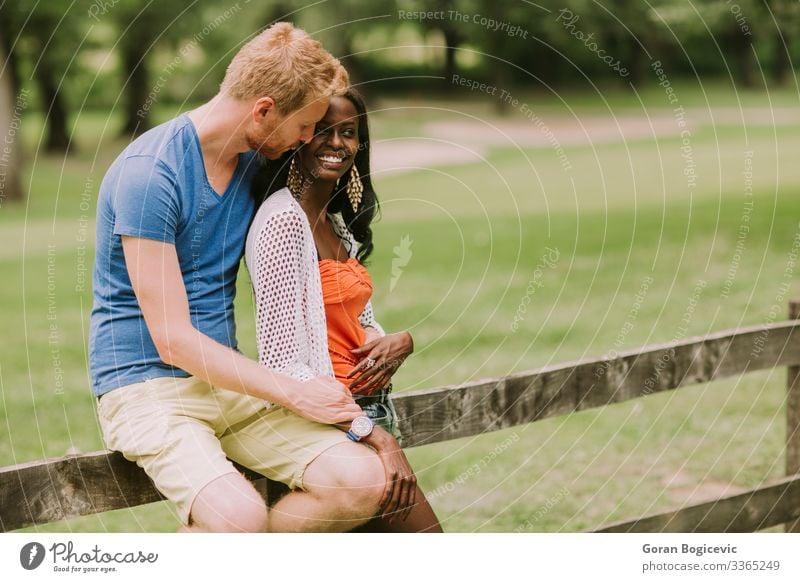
[2,301,799,533]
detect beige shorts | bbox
[97,376,349,524]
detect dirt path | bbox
[371,106,800,175]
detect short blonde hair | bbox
[221,22,348,114]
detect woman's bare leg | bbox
[354,485,443,532]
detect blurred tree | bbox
[301,0,398,87]
[262,2,295,29]
[719,0,759,88]
[34,47,72,152]
[650,0,760,88]
[413,0,468,89]
[0,1,85,153]
[111,0,206,135]
[766,0,799,85]
[0,18,20,97]
[436,0,464,85]
[0,28,24,202]
[588,0,659,86]
[471,0,530,112]
[136,0,270,109]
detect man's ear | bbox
[253,96,276,121]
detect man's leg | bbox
[98,377,269,532]
[181,473,267,533]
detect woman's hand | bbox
[364,427,417,522]
[363,326,382,344]
[347,331,413,394]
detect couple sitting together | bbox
[89,22,442,532]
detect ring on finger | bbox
[365,357,376,369]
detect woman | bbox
[246,88,442,532]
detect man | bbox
[90,22,386,532]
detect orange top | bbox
[319,257,373,386]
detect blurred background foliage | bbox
[2,0,799,532]
[1,0,798,170]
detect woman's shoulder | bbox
[252,187,300,215]
[245,188,309,259]
[250,189,307,227]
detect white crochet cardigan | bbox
[244,187,384,383]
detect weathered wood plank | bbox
[0,451,164,532]
[0,452,272,532]
[593,474,800,533]
[2,321,799,531]
[786,300,800,532]
[393,321,800,447]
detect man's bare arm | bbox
[121,236,361,424]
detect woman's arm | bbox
[347,332,414,393]
[352,304,414,393]
[358,301,386,337]
[250,209,331,383]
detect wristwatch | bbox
[346,415,375,442]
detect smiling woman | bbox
[246,89,443,533]
[296,98,360,185]
[252,89,379,264]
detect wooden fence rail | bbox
[2,303,799,532]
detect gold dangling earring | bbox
[347,164,363,213]
[287,157,304,200]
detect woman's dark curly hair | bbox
[250,87,379,263]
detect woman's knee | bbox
[304,442,386,511]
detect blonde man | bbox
[91,23,386,532]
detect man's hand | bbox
[280,375,362,425]
[347,332,413,394]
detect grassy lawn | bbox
[2,85,798,532]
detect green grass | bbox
[2,87,799,532]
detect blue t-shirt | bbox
[90,113,258,396]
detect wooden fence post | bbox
[787,300,800,533]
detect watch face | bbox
[351,415,374,437]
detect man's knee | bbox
[189,473,268,533]
[304,442,386,513]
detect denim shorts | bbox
[352,388,403,445]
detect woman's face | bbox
[297,95,360,184]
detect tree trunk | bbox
[339,34,363,85]
[0,31,24,203]
[35,56,71,153]
[0,22,20,97]
[772,27,790,85]
[120,41,151,136]
[441,27,459,90]
[626,36,647,87]
[734,30,756,88]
